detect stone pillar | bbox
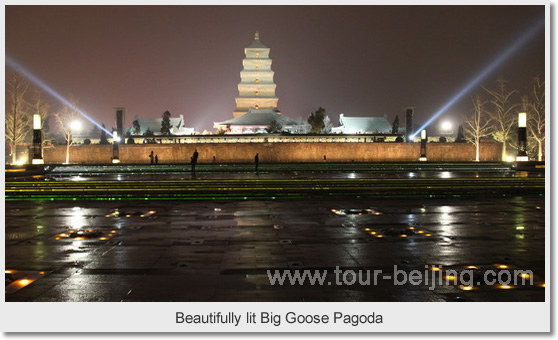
[516,112,528,162]
[405,107,414,142]
[31,114,44,164]
[419,129,427,161]
[115,107,125,145]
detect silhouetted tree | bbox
[132,119,141,135]
[266,119,283,133]
[438,136,447,143]
[391,115,399,135]
[83,138,91,145]
[160,110,171,136]
[144,128,154,137]
[454,124,466,143]
[395,136,404,142]
[307,107,326,134]
[127,137,135,144]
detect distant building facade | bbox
[215,108,306,134]
[127,114,195,136]
[332,114,393,134]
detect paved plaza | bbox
[5,164,545,302]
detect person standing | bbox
[255,153,259,172]
[191,149,199,174]
[149,151,154,165]
[155,155,158,165]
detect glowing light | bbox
[516,226,525,230]
[466,266,478,269]
[540,283,545,288]
[496,264,509,269]
[6,56,114,137]
[5,270,13,274]
[518,112,527,128]
[505,156,515,162]
[70,120,82,131]
[18,279,31,285]
[408,226,415,230]
[441,121,452,131]
[410,19,544,138]
[445,275,456,281]
[498,284,513,289]
[425,234,432,237]
[363,228,371,231]
[417,230,425,234]
[519,273,530,279]
[369,231,377,235]
[459,285,475,291]
[39,271,46,275]
[99,237,108,240]
[400,234,408,238]
[430,267,441,272]
[33,114,42,130]
[420,129,426,140]
[376,235,384,238]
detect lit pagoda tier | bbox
[233,32,279,118]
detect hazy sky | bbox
[6,5,545,132]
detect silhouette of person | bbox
[255,153,259,172]
[149,151,154,165]
[155,155,158,165]
[191,149,199,173]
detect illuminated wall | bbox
[42,142,502,164]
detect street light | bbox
[70,120,82,132]
[441,121,453,134]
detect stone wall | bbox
[42,142,502,164]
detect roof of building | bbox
[128,114,193,135]
[215,108,300,127]
[338,114,393,133]
[247,31,268,49]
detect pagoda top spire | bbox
[255,31,260,41]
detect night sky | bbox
[6,5,545,133]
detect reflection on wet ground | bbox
[6,196,545,302]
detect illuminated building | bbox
[233,32,279,118]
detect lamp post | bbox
[31,114,44,165]
[111,129,121,163]
[516,112,528,162]
[419,129,427,161]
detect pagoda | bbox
[233,32,279,118]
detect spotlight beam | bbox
[6,56,114,137]
[411,18,544,139]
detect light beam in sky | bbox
[6,56,114,136]
[410,18,544,139]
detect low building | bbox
[214,108,306,134]
[126,114,195,136]
[332,114,393,134]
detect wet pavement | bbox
[6,195,545,302]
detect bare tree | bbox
[54,97,80,164]
[484,77,519,161]
[464,95,493,161]
[524,76,545,161]
[5,72,31,164]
